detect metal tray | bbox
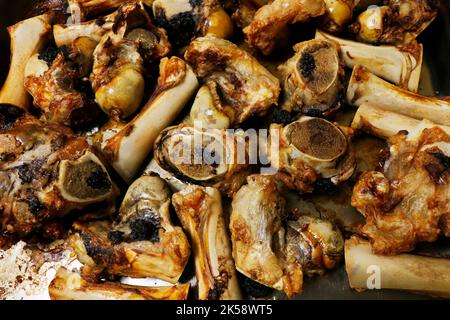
[0,0,449,300]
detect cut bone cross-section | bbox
[172,186,242,300]
[243,0,326,55]
[269,117,356,193]
[70,175,191,283]
[279,39,344,116]
[315,30,423,92]
[347,65,450,126]
[184,36,280,126]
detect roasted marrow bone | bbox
[345,237,450,298]
[24,39,102,128]
[287,215,344,277]
[0,13,52,109]
[172,186,241,300]
[315,30,423,92]
[351,125,450,255]
[152,0,233,47]
[349,0,438,44]
[49,267,190,300]
[184,36,280,126]
[96,57,198,183]
[269,117,356,193]
[243,0,326,55]
[352,103,450,139]
[53,1,166,47]
[278,39,344,116]
[90,3,171,120]
[0,114,115,237]
[347,65,450,126]
[70,175,191,283]
[154,125,251,197]
[230,175,302,297]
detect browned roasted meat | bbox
[70,175,191,283]
[352,125,450,255]
[154,125,251,197]
[269,117,356,193]
[0,106,116,237]
[24,39,102,128]
[172,185,241,300]
[243,0,326,55]
[49,267,190,300]
[350,0,438,44]
[230,175,303,297]
[184,36,280,126]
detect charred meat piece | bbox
[0,115,116,237]
[154,125,251,197]
[70,175,191,283]
[24,39,102,129]
[278,39,345,117]
[352,125,450,255]
[49,267,190,300]
[350,0,438,44]
[172,185,241,300]
[152,0,233,47]
[269,117,356,193]
[243,0,326,55]
[184,36,280,126]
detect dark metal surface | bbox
[0,0,449,300]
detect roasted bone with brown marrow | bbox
[351,124,450,255]
[347,65,450,126]
[154,125,251,197]
[172,186,241,300]
[0,112,116,237]
[230,175,302,297]
[0,13,52,109]
[184,36,280,126]
[315,30,423,92]
[269,117,356,193]
[243,0,326,55]
[70,175,191,283]
[49,267,190,300]
[152,0,233,47]
[349,0,438,44]
[278,39,344,116]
